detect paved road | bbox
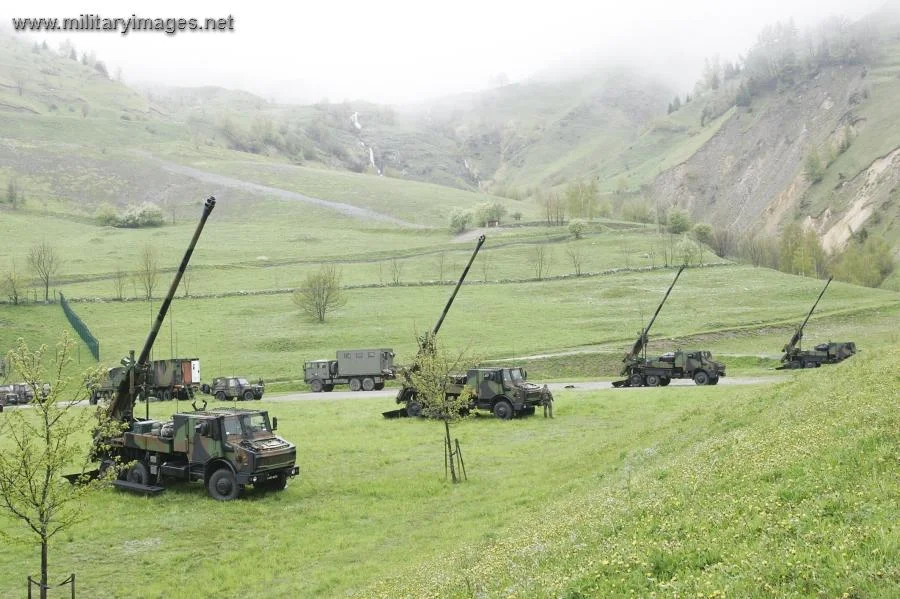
[264,375,784,403]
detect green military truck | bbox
[90,357,201,404]
[202,376,265,401]
[778,278,857,369]
[0,382,35,405]
[304,348,395,392]
[110,406,298,499]
[404,366,548,420]
[88,197,300,500]
[622,350,726,386]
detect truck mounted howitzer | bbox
[612,266,726,387]
[89,197,299,500]
[384,235,486,418]
[777,277,856,369]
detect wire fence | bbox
[59,292,99,360]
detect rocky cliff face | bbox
[651,66,869,241]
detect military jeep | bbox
[202,377,264,401]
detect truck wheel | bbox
[243,390,254,401]
[362,377,375,391]
[645,374,660,387]
[162,390,171,402]
[89,393,98,406]
[804,360,817,368]
[208,468,241,501]
[629,373,644,387]
[693,371,710,385]
[349,378,362,392]
[659,377,671,387]
[374,382,385,391]
[310,379,324,393]
[709,376,720,385]
[493,400,514,420]
[406,401,422,418]
[126,462,150,486]
[215,391,227,402]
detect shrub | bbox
[568,219,587,239]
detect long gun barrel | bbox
[624,265,684,363]
[782,277,832,357]
[431,234,485,339]
[107,197,216,423]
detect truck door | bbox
[190,360,201,384]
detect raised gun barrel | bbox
[782,276,832,359]
[107,196,216,424]
[623,265,684,367]
[422,234,485,350]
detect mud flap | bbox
[382,408,409,419]
[611,379,630,388]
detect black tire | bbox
[630,373,644,387]
[349,378,362,392]
[310,379,324,393]
[709,376,720,385]
[804,360,817,369]
[208,468,241,501]
[89,393,98,406]
[406,401,422,418]
[162,389,171,402]
[323,384,334,392]
[243,390,254,401]
[374,382,384,391]
[215,391,227,402]
[693,371,710,385]
[659,377,671,387]
[126,462,150,486]
[645,374,660,387]
[493,399,514,420]
[362,377,375,391]
[263,473,288,491]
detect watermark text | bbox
[11,14,235,36]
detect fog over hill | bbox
[0,0,888,104]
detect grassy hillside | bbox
[0,343,894,598]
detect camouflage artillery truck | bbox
[613,266,726,387]
[89,197,299,500]
[304,348,395,392]
[440,366,547,420]
[90,357,201,404]
[777,277,856,369]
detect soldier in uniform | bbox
[541,384,553,419]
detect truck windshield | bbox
[237,378,250,385]
[503,369,524,384]
[222,413,272,438]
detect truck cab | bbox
[118,408,298,500]
[461,367,546,419]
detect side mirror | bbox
[523,369,528,379]
[272,416,278,431]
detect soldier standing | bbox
[541,384,553,419]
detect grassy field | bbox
[0,345,895,598]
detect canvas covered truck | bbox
[87,197,299,500]
[0,382,34,405]
[90,358,201,404]
[304,348,395,392]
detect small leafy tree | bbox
[0,334,124,599]
[692,222,713,245]
[667,207,692,235]
[568,218,587,239]
[805,151,825,183]
[293,264,347,323]
[407,339,474,484]
[449,209,472,234]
